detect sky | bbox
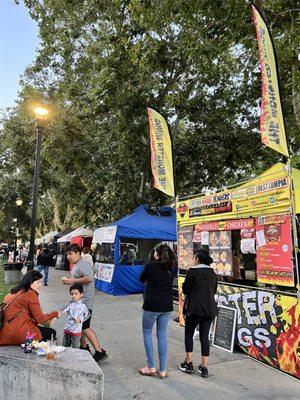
[0,0,39,110]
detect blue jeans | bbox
[36,265,49,285]
[142,310,171,372]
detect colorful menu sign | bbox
[176,166,291,223]
[177,226,194,270]
[209,230,233,276]
[189,193,232,218]
[194,218,254,232]
[256,215,294,286]
[94,262,115,283]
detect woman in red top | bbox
[0,270,61,345]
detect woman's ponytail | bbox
[194,250,213,266]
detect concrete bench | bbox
[0,346,103,400]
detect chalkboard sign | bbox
[212,306,237,353]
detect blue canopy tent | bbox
[93,205,176,295]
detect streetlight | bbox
[12,218,18,262]
[14,198,23,262]
[27,105,49,271]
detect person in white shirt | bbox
[62,283,90,348]
[81,247,94,268]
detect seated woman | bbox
[0,270,61,345]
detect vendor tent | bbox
[35,231,58,245]
[54,228,74,270]
[92,205,176,295]
[57,226,94,243]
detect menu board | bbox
[209,231,233,276]
[212,306,237,353]
[177,226,194,270]
[94,262,115,283]
[256,215,294,287]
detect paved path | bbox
[40,268,299,400]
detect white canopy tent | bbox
[57,226,94,243]
[34,231,59,246]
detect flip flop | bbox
[138,367,157,376]
[158,371,168,379]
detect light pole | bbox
[13,218,18,262]
[27,106,49,271]
[14,198,23,262]
[16,198,23,207]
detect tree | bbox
[1,0,298,237]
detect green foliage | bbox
[0,257,13,303]
[1,0,299,238]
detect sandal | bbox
[138,366,157,376]
[158,371,168,379]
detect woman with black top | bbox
[139,244,175,379]
[179,249,218,378]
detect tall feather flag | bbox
[147,108,175,197]
[252,5,289,157]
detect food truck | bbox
[176,163,300,378]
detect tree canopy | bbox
[0,0,299,241]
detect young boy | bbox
[62,283,90,348]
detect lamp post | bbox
[13,217,18,262]
[14,198,23,262]
[27,106,49,271]
[16,198,23,207]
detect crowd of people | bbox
[0,242,218,377]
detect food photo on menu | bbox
[209,231,233,276]
[177,226,194,270]
[264,224,281,243]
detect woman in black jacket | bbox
[139,244,175,379]
[179,249,218,378]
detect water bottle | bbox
[24,332,34,353]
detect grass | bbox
[0,257,13,303]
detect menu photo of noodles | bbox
[178,226,194,270]
[209,230,233,276]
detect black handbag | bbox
[0,303,6,329]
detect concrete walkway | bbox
[40,268,299,400]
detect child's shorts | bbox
[62,333,81,348]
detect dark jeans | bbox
[36,264,49,285]
[185,314,213,356]
[39,326,57,341]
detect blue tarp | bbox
[94,205,176,295]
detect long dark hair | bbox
[11,270,43,294]
[155,243,175,270]
[194,249,213,266]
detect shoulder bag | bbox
[0,292,26,329]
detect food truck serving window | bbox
[177,215,297,292]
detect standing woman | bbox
[0,270,61,345]
[179,249,218,378]
[139,244,175,379]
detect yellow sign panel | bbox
[177,166,291,225]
